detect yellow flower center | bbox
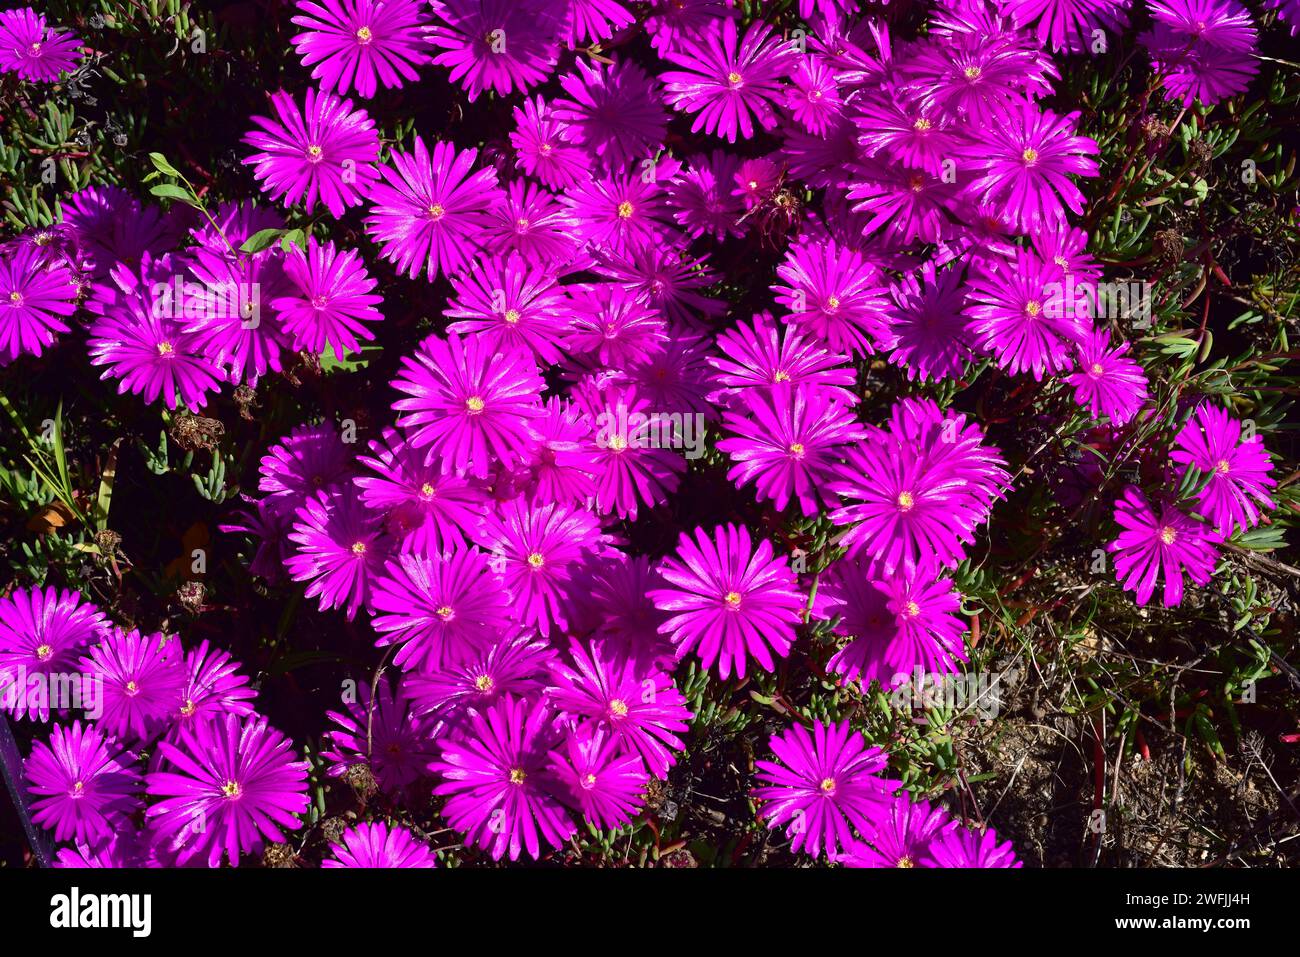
[723,590,743,609]
[789,442,806,458]
[180,698,196,717]
[221,780,242,798]
[465,395,485,413]
[903,600,921,618]
[608,434,628,452]
[306,144,323,163]
[897,856,915,868]
[503,309,521,324]
[617,200,635,219]
[1215,459,1230,474]
[435,605,455,621]
[1090,362,1105,376]
[474,674,494,692]
[773,370,791,382]
[35,643,52,662]
[964,66,981,80]
[420,482,436,498]
[350,541,367,555]
[609,698,629,717]
[1159,526,1178,545]
[71,780,84,795]
[355,26,373,43]
[427,203,446,220]
[897,491,915,511]
[125,680,139,696]
[727,71,743,85]
[826,295,841,310]
[7,291,21,304]
[1022,148,1039,165]
[515,217,531,230]
[509,768,526,785]
[527,552,546,569]
[157,341,175,355]
[1025,300,1042,317]
[582,773,598,789]
[819,777,836,794]
[913,117,932,131]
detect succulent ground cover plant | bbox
[0,0,1297,871]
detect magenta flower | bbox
[445,253,572,366]
[290,0,430,98]
[0,243,78,364]
[661,18,795,143]
[147,712,310,867]
[219,496,297,584]
[853,90,961,178]
[576,382,686,521]
[553,59,667,172]
[370,547,512,672]
[567,555,676,665]
[645,0,737,55]
[243,88,380,218]
[480,179,582,267]
[1065,328,1149,426]
[509,96,589,191]
[26,721,142,845]
[428,0,562,101]
[324,821,437,868]
[524,397,599,507]
[751,718,901,859]
[666,150,746,241]
[548,727,648,829]
[814,555,968,685]
[999,0,1131,53]
[841,792,952,868]
[961,104,1099,232]
[172,640,257,735]
[286,486,388,620]
[773,238,890,358]
[81,630,186,744]
[403,633,556,720]
[563,167,680,256]
[1107,486,1220,607]
[567,283,668,369]
[829,401,1008,571]
[965,249,1083,381]
[429,695,577,861]
[0,7,81,82]
[62,186,185,280]
[1171,402,1276,536]
[562,0,636,47]
[475,498,606,637]
[924,821,1023,868]
[272,237,382,356]
[323,677,435,791]
[1142,0,1258,106]
[885,262,974,383]
[259,421,355,502]
[86,258,225,410]
[718,383,865,517]
[649,524,805,680]
[786,55,844,136]
[365,137,503,280]
[356,427,489,554]
[547,639,693,780]
[181,245,293,385]
[707,313,859,408]
[391,332,544,478]
[905,16,1058,125]
[0,587,106,722]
